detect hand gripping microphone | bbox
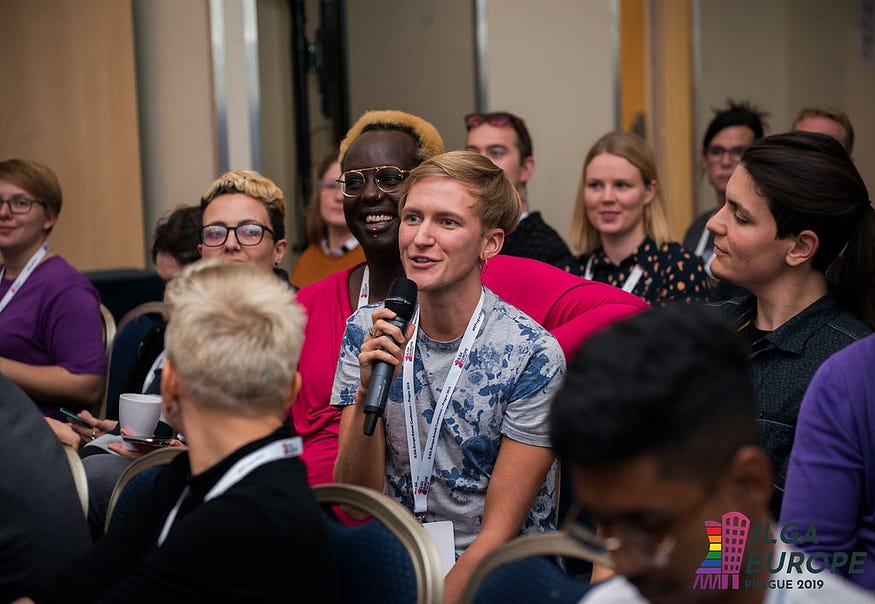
[363,277,418,436]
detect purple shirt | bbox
[0,255,106,416]
[781,333,875,590]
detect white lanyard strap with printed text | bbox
[0,241,48,316]
[157,436,302,545]
[403,290,486,515]
[357,266,370,309]
[583,255,644,293]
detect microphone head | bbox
[384,277,418,322]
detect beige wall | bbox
[257,0,299,270]
[0,0,144,270]
[485,0,617,248]
[344,1,616,252]
[695,0,874,215]
[134,0,218,254]
[345,0,477,154]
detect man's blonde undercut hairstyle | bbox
[399,151,521,235]
[163,259,305,416]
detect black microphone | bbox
[363,277,418,436]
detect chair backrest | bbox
[459,531,610,604]
[104,446,184,534]
[62,444,89,518]
[312,483,444,604]
[98,303,117,359]
[100,301,166,420]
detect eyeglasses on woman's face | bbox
[0,196,46,215]
[199,222,274,247]
[336,165,410,198]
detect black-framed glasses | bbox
[0,196,45,215]
[706,145,747,162]
[336,166,410,198]
[199,222,274,247]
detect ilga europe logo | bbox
[693,512,748,590]
[692,512,866,591]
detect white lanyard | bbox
[357,266,370,309]
[583,255,644,293]
[157,436,302,546]
[694,225,711,257]
[0,241,49,316]
[321,236,360,257]
[694,228,716,277]
[141,350,167,393]
[403,290,486,515]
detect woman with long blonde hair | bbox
[565,131,710,305]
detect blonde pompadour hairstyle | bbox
[163,258,305,416]
[569,131,673,255]
[201,170,286,239]
[399,151,521,235]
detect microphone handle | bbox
[362,317,408,436]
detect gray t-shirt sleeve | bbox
[499,320,566,449]
[329,305,376,408]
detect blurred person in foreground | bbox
[551,304,873,604]
[22,259,339,603]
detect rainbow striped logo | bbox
[692,512,750,590]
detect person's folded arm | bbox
[0,357,104,408]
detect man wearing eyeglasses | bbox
[464,111,573,268]
[550,304,873,604]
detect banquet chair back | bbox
[104,446,183,534]
[100,301,166,419]
[62,444,89,518]
[312,483,444,604]
[98,303,117,362]
[459,531,608,604]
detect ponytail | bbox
[831,204,875,329]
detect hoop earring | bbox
[480,256,489,274]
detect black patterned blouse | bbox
[563,237,712,306]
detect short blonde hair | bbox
[569,131,672,254]
[399,151,520,235]
[201,170,286,239]
[163,259,305,416]
[338,110,444,166]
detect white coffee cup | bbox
[119,393,162,450]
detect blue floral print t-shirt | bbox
[331,287,565,554]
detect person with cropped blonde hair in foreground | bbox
[23,259,339,603]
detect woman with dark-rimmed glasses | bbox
[197,169,290,280]
[0,159,106,415]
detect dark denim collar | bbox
[724,291,845,355]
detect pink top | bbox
[291,265,358,485]
[290,257,649,486]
